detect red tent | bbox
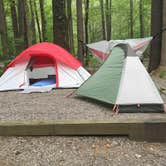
[7,42,81,70]
[0,42,90,92]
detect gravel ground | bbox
[0,89,165,122]
[0,136,166,166]
[0,76,165,166]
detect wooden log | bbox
[0,118,165,142]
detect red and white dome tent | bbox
[0,42,90,93]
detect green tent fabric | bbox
[76,47,125,104]
[76,44,164,113]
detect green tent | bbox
[76,44,164,113]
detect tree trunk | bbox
[148,0,162,72]
[105,0,111,40]
[24,0,31,46]
[0,0,9,58]
[10,0,19,40]
[52,0,66,49]
[130,0,134,38]
[100,0,106,40]
[17,0,29,49]
[84,0,89,60]
[10,0,21,54]
[66,0,74,53]
[34,0,42,42]
[29,0,36,44]
[139,0,144,37]
[76,0,84,63]
[68,0,74,54]
[161,0,166,66]
[39,0,47,41]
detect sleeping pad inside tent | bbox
[76,44,164,113]
[31,78,56,86]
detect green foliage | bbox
[3,59,11,66]
[159,70,166,79]
[44,1,53,42]
[0,59,11,76]
[4,0,15,53]
[0,68,3,76]
[88,55,101,68]
[0,0,151,62]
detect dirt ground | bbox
[0,76,165,166]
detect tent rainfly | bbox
[0,42,90,93]
[87,37,153,60]
[76,44,164,113]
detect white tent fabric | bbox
[0,62,90,92]
[109,37,153,57]
[0,62,29,91]
[21,85,55,93]
[116,56,163,104]
[87,40,109,53]
[87,40,109,60]
[87,37,153,60]
[58,64,90,88]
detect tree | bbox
[52,0,66,48]
[129,0,134,38]
[39,0,47,41]
[139,0,144,37]
[100,0,106,40]
[161,0,166,66]
[10,0,19,43]
[148,0,162,72]
[66,0,74,53]
[34,0,42,42]
[105,0,111,40]
[29,0,36,44]
[84,0,89,58]
[76,0,84,63]
[0,0,9,58]
[0,0,153,62]
[17,0,30,49]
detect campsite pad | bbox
[0,85,165,123]
[0,76,165,142]
[0,77,165,165]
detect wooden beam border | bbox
[0,118,165,142]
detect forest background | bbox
[0,0,165,75]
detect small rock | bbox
[124,154,129,157]
[135,154,142,158]
[150,147,154,151]
[111,140,119,147]
[15,151,21,156]
[59,158,65,163]
[105,144,111,148]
